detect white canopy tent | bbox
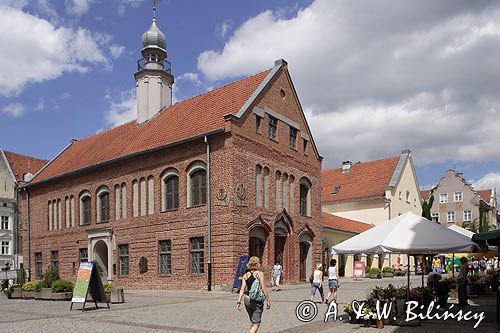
[448,224,475,239]
[332,212,482,255]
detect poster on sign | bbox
[353,261,365,279]
[70,261,109,311]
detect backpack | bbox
[248,272,265,303]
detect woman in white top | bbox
[310,263,325,303]
[326,259,339,303]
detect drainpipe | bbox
[14,186,19,270]
[204,136,212,291]
[25,188,30,281]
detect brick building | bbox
[23,15,322,289]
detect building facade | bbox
[422,169,498,230]
[23,16,323,289]
[321,150,422,272]
[0,150,46,270]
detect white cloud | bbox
[104,89,136,127]
[0,4,107,96]
[197,0,500,168]
[472,172,500,206]
[109,44,125,59]
[2,103,25,117]
[216,20,232,38]
[65,0,93,16]
[118,0,146,16]
[177,72,201,85]
[34,99,45,112]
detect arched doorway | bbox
[274,220,288,266]
[299,233,313,282]
[94,240,108,281]
[249,227,267,261]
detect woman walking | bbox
[236,256,271,333]
[326,259,339,303]
[310,263,325,303]
[458,256,469,307]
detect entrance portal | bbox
[299,233,313,281]
[249,226,267,261]
[94,240,108,281]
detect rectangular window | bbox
[119,244,129,276]
[1,241,9,255]
[439,193,448,204]
[1,216,8,230]
[268,116,277,140]
[289,127,297,150]
[51,251,59,272]
[413,198,417,207]
[431,212,439,223]
[35,252,42,279]
[99,193,110,222]
[79,248,88,263]
[447,211,455,223]
[398,191,402,200]
[303,139,308,155]
[190,237,204,274]
[454,191,463,202]
[255,115,262,133]
[405,190,410,203]
[463,210,472,222]
[159,240,171,275]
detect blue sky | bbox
[1,0,500,195]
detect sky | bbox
[0,0,500,197]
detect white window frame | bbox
[454,191,463,202]
[161,169,180,212]
[97,187,110,223]
[1,241,9,255]
[439,193,448,204]
[447,211,455,223]
[186,161,207,208]
[405,190,411,203]
[1,216,9,230]
[431,212,439,223]
[79,191,92,225]
[463,210,472,222]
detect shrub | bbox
[22,281,37,291]
[382,267,394,273]
[51,279,73,293]
[369,268,381,275]
[104,282,113,293]
[42,266,60,288]
[35,280,48,291]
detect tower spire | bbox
[153,0,158,20]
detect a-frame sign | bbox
[70,261,110,311]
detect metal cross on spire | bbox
[152,0,160,19]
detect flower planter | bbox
[349,314,357,324]
[105,292,111,303]
[376,319,384,329]
[383,273,394,278]
[41,288,53,300]
[369,274,381,279]
[52,292,72,301]
[22,291,34,299]
[33,291,42,299]
[11,288,22,299]
[110,288,125,303]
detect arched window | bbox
[256,165,262,207]
[121,183,127,219]
[289,175,295,214]
[48,201,53,231]
[275,171,282,210]
[299,177,312,217]
[140,177,147,216]
[132,179,139,217]
[187,161,206,207]
[97,187,110,223]
[162,169,179,211]
[57,199,62,229]
[70,195,75,227]
[80,191,91,225]
[65,196,70,228]
[282,173,288,211]
[148,176,154,215]
[115,185,121,220]
[263,167,269,209]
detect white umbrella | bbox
[332,212,483,255]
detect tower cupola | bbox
[134,2,174,125]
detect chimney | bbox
[341,161,352,173]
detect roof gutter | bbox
[25,128,225,188]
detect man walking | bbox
[272,262,282,291]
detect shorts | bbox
[244,296,264,324]
[328,279,338,289]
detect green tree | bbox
[422,194,434,220]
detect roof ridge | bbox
[322,155,399,173]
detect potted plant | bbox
[33,281,43,299]
[343,303,357,324]
[104,282,112,303]
[21,281,36,299]
[51,279,73,301]
[395,286,408,315]
[369,268,381,279]
[40,266,59,300]
[382,267,394,277]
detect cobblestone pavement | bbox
[0,276,498,333]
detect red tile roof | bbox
[420,190,431,201]
[476,189,492,203]
[32,69,271,183]
[3,151,48,181]
[322,212,373,234]
[321,157,400,204]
